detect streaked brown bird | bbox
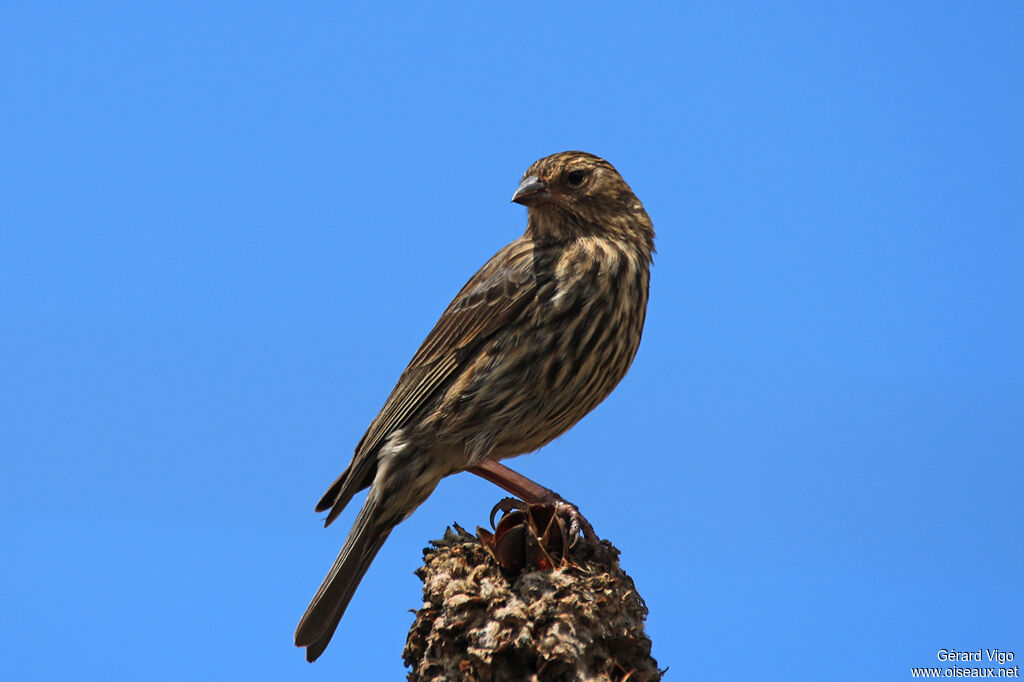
[295,151,655,661]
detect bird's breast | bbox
[486,237,650,456]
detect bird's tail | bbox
[294,492,397,662]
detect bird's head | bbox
[512,151,654,252]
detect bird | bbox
[294,151,655,662]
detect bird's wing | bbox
[317,237,540,525]
[356,237,538,466]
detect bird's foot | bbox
[468,460,601,545]
[489,495,600,547]
[550,496,600,546]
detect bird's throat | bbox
[525,207,586,243]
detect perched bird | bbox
[295,151,655,662]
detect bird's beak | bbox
[511,175,549,206]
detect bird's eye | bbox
[566,169,588,187]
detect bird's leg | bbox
[468,458,600,544]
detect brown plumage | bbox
[294,151,655,661]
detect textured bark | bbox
[403,524,661,682]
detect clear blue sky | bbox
[2,3,1021,680]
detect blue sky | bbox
[2,2,1021,680]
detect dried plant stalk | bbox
[403,520,662,682]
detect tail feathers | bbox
[313,471,347,513]
[295,497,395,662]
[314,457,376,527]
